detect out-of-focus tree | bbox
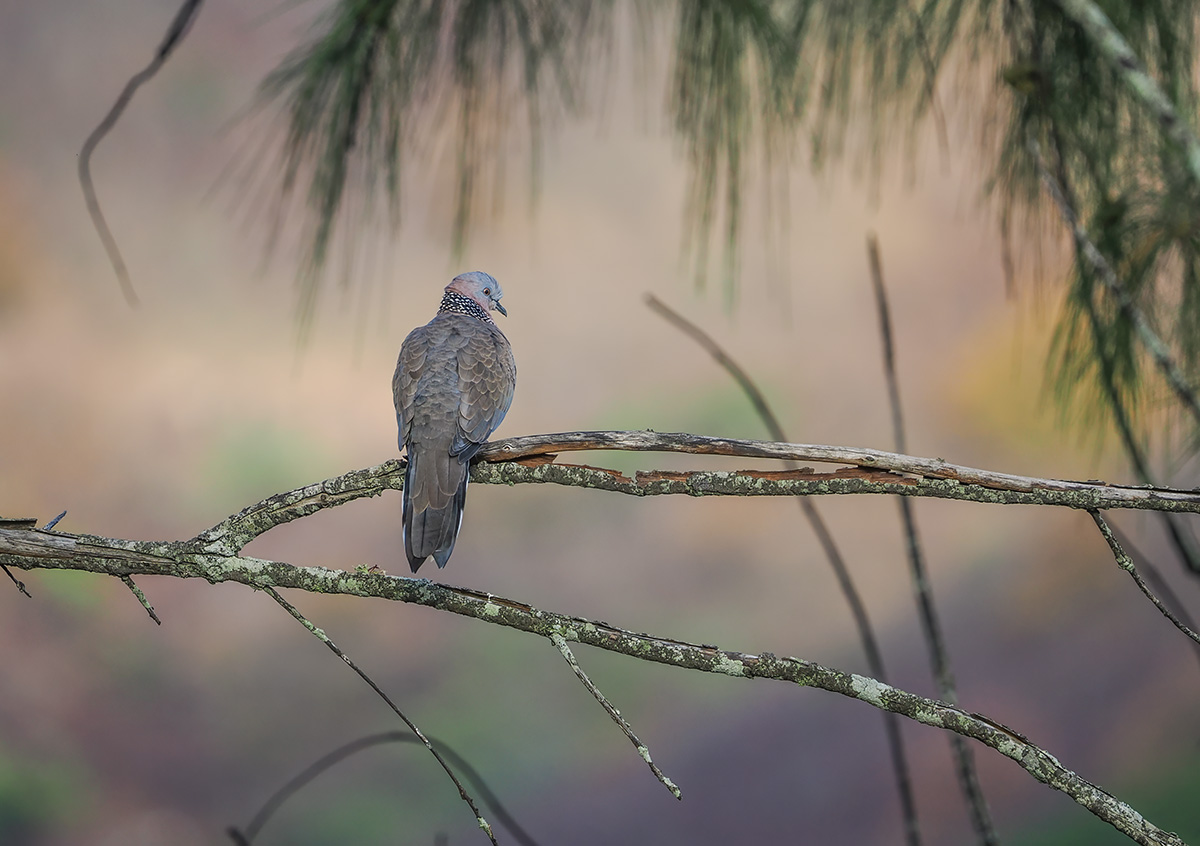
[258,0,1200,457]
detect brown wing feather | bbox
[393,313,514,571]
[453,319,517,458]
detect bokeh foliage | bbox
[262,0,1200,446]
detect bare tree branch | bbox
[0,524,1185,846]
[78,0,205,306]
[189,432,1200,559]
[645,293,922,846]
[261,586,497,845]
[866,235,997,846]
[550,632,680,799]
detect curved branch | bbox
[78,0,205,305]
[0,525,1184,846]
[230,731,542,846]
[192,432,1200,555]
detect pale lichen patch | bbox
[849,673,887,707]
[712,653,746,676]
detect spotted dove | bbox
[393,271,516,572]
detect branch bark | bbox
[0,523,1185,846]
[192,431,1200,558]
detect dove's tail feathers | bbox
[403,449,469,573]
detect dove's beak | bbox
[494,300,508,317]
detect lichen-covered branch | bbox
[0,525,1184,846]
[193,431,1200,556]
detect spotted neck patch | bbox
[438,290,494,323]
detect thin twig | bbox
[230,732,541,846]
[78,0,205,306]
[1,563,30,598]
[1090,511,1200,647]
[550,632,681,799]
[260,586,497,845]
[867,234,998,846]
[1029,137,1200,431]
[644,293,922,846]
[43,511,66,531]
[2,537,1184,846]
[119,574,161,625]
[1105,520,1200,671]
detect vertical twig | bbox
[866,235,998,846]
[644,294,923,846]
[261,586,498,845]
[78,0,205,305]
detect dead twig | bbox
[119,574,161,625]
[1090,511,1200,647]
[550,632,681,799]
[78,0,205,305]
[229,731,541,846]
[260,586,497,845]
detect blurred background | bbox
[2,1,1199,844]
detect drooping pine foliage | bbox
[261,0,1200,449]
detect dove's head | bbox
[447,271,507,317]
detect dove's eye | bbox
[483,288,492,295]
